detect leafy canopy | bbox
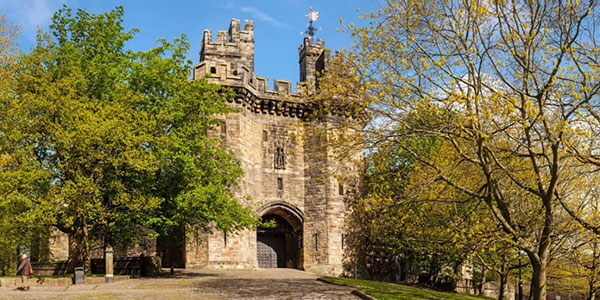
[2,5,258,269]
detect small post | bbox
[170,252,174,276]
[140,254,145,277]
[105,245,114,283]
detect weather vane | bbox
[302,6,321,40]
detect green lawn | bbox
[320,276,495,300]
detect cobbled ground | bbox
[0,268,359,300]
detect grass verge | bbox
[320,276,495,300]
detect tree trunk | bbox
[82,221,91,274]
[587,290,596,300]
[529,257,547,300]
[67,225,83,273]
[587,241,599,300]
[498,260,509,300]
[479,267,487,296]
[67,218,91,274]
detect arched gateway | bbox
[257,202,304,269]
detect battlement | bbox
[299,37,327,84]
[193,61,302,98]
[298,36,325,58]
[202,19,254,44]
[200,19,255,73]
[196,18,327,106]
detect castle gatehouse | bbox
[175,19,348,276]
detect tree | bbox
[311,0,600,299]
[547,225,600,300]
[0,13,30,274]
[4,6,258,272]
[345,131,500,291]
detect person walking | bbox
[16,254,33,291]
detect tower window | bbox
[277,177,283,191]
[210,66,217,74]
[220,121,226,134]
[263,130,268,141]
[338,183,344,195]
[232,63,238,75]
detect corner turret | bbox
[299,37,327,87]
[199,18,255,75]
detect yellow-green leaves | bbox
[322,0,600,297]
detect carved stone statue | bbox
[275,146,285,169]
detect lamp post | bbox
[518,256,523,300]
[516,224,525,300]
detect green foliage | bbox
[0,13,32,275]
[1,5,258,270]
[346,134,476,285]
[321,0,600,298]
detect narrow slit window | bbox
[220,121,226,134]
[277,177,283,191]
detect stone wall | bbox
[48,230,69,262]
[188,19,351,276]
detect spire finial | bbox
[302,6,321,41]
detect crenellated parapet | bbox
[299,37,328,86]
[194,61,301,95]
[195,19,328,119]
[200,19,255,73]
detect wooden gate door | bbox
[257,233,286,268]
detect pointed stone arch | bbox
[257,201,304,269]
[259,201,304,231]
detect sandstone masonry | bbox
[186,18,348,276]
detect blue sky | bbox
[2,0,378,85]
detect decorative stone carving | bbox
[275,146,285,169]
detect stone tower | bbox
[185,19,347,276]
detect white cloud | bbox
[0,0,64,37]
[223,3,288,28]
[239,6,285,27]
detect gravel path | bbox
[0,268,359,300]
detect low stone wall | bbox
[82,276,131,285]
[31,261,68,276]
[482,281,516,299]
[31,256,161,276]
[0,277,71,288]
[188,261,255,270]
[0,276,130,288]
